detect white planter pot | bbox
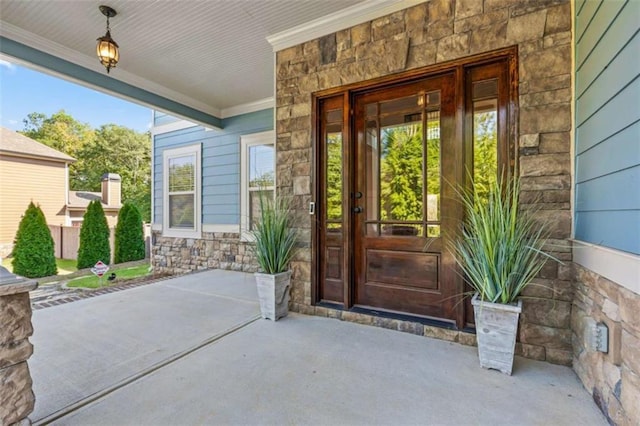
[254,271,291,321]
[471,293,522,375]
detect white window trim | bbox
[162,143,202,238]
[240,130,275,241]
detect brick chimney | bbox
[101,173,121,206]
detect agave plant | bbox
[251,195,297,274]
[452,173,557,304]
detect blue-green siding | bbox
[154,108,273,226]
[575,0,640,254]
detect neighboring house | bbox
[1,1,639,423]
[67,173,122,228]
[0,126,75,257]
[0,127,122,256]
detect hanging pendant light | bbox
[96,5,119,73]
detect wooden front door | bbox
[352,74,460,323]
[315,52,514,329]
[316,74,462,325]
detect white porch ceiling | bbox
[0,0,371,117]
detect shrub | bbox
[12,202,57,278]
[77,200,111,269]
[114,203,145,264]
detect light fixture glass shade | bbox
[96,30,119,73]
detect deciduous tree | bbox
[21,112,152,221]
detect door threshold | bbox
[314,302,477,334]
[350,306,458,330]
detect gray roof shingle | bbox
[0,126,76,162]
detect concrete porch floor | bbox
[29,270,606,425]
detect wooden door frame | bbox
[311,46,518,328]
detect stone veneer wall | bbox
[572,264,640,425]
[275,0,573,364]
[0,280,37,425]
[151,232,258,275]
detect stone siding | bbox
[151,232,258,275]
[276,0,573,364]
[572,264,640,425]
[0,282,37,425]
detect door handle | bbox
[352,206,363,214]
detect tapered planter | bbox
[255,270,291,321]
[471,293,522,375]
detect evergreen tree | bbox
[114,203,146,263]
[77,200,111,269]
[380,124,424,221]
[12,202,57,278]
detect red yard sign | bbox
[91,261,109,277]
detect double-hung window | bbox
[240,131,275,240]
[163,144,201,238]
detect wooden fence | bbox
[48,224,150,262]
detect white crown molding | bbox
[0,21,221,117]
[151,119,200,136]
[220,97,275,119]
[153,98,275,134]
[266,0,425,52]
[573,240,640,296]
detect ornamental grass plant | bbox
[251,195,297,275]
[452,173,557,305]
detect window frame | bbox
[240,131,275,241]
[162,143,202,238]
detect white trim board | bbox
[151,224,240,234]
[153,98,275,135]
[152,120,200,136]
[203,224,240,233]
[573,240,640,296]
[267,0,425,52]
[220,98,274,119]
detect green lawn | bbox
[1,257,77,275]
[66,264,151,289]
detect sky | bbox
[0,59,151,133]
